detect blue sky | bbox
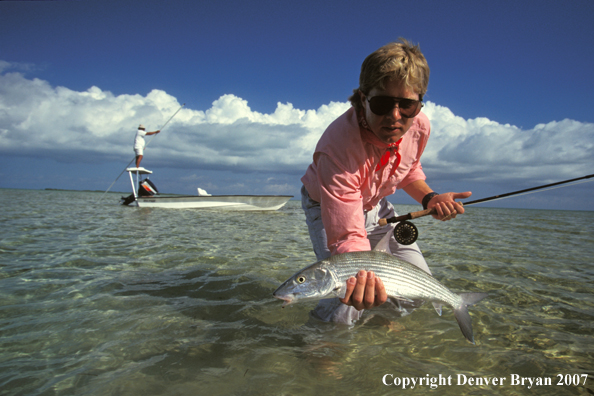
[1,0,593,210]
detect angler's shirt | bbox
[134,130,147,150]
[301,107,430,255]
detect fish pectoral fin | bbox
[432,302,443,316]
[334,286,346,299]
[392,295,415,304]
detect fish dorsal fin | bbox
[372,225,394,254]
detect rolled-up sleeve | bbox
[398,161,426,189]
[316,153,371,255]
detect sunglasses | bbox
[366,96,423,118]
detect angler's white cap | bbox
[138,124,145,130]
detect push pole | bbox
[143,103,186,150]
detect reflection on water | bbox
[0,189,592,395]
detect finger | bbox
[374,277,387,307]
[363,271,376,309]
[445,202,457,218]
[339,276,357,305]
[444,202,459,219]
[432,202,444,218]
[435,202,447,220]
[352,270,368,310]
[434,204,450,221]
[453,191,472,200]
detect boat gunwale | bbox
[136,194,293,199]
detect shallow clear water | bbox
[0,189,593,395]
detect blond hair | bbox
[348,38,430,112]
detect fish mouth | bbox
[272,293,294,308]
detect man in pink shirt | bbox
[301,39,471,324]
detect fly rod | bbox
[379,173,594,245]
[98,103,185,202]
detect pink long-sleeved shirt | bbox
[301,107,430,255]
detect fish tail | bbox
[460,292,488,306]
[453,292,488,344]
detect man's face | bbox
[360,80,420,144]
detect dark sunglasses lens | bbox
[398,99,416,110]
[399,100,421,118]
[369,97,395,115]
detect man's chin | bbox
[380,133,405,144]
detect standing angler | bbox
[274,227,488,343]
[134,124,160,168]
[300,38,472,324]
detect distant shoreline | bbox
[0,188,589,211]
[44,188,128,194]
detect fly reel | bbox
[393,220,419,245]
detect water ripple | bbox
[0,189,592,395]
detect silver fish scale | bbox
[325,250,462,307]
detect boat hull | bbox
[133,195,292,211]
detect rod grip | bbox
[409,208,435,219]
[378,208,436,226]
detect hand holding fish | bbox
[340,270,388,310]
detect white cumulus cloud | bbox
[0,66,592,190]
[422,102,593,183]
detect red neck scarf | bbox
[375,140,402,177]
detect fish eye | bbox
[297,276,306,284]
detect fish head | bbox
[273,262,337,307]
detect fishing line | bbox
[98,103,186,202]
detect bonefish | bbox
[273,226,487,343]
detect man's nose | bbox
[388,104,402,120]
